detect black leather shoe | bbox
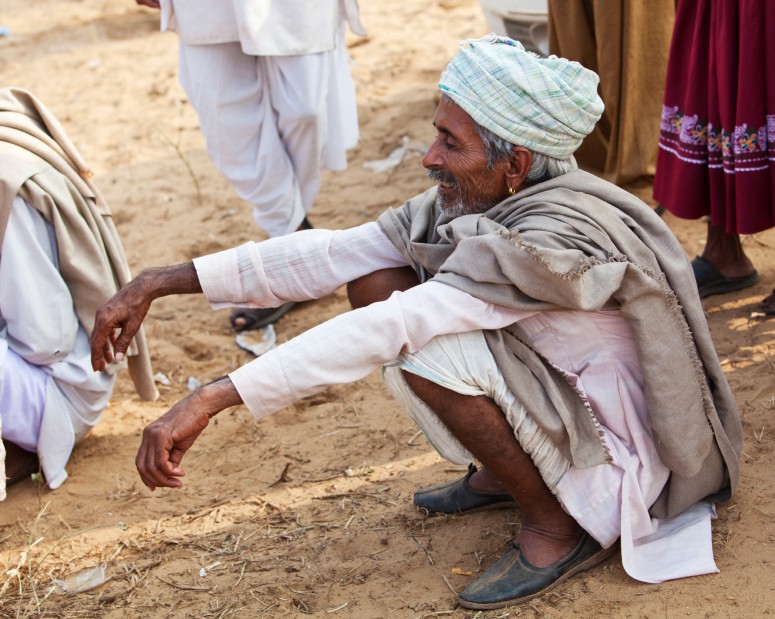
[458,532,616,609]
[413,464,516,515]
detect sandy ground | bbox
[1,1,775,617]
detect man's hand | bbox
[90,263,202,372]
[135,0,160,9]
[90,276,153,371]
[136,376,243,490]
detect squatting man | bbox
[0,88,157,502]
[90,36,742,609]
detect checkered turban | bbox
[439,34,604,158]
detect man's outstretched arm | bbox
[134,279,528,490]
[135,375,243,490]
[90,262,202,371]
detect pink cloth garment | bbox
[526,311,717,581]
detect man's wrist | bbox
[197,376,243,418]
[139,263,202,300]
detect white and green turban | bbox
[439,34,604,159]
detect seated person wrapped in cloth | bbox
[90,36,742,609]
[0,88,157,500]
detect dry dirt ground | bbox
[1,1,775,618]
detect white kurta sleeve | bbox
[228,280,533,418]
[193,222,408,309]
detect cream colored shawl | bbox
[0,88,157,402]
[378,170,742,519]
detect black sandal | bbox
[691,256,759,298]
[230,302,296,332]
[758,288,775,315]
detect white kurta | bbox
[0,198,115,499]
[193,221,719,584]
[159,0,365,55]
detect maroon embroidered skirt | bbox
[653,0,775,235]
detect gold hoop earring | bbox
[508,186,516,196]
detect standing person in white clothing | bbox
[90,37,742,608]
[0,88,157,500]
[135,0,366,330]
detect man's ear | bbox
[506,146,532,191]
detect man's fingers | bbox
[168,448,188,473]
[136,425,186,490]
[137,449,181,489]
[135,437,156,489]
[112,323,139,362]
[89,322,106,370]
[90,334,114,372]
[90,310,122,370]
[102,339,114,363]
[135,389,213,492]
[90,282,152,371]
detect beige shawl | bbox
[0,88,157,402]
[378,170,742,519]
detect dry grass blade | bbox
[154,126,203,204]
[157,576,212,592]
[410,535,434,566]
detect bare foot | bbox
[701,225,756,279]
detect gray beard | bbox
[435,194,469,217]
[427,169,500,217]
[435,192,500,218]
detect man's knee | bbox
[281,105,321,130]
[347,266,420,309]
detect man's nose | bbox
[422,140,442,169]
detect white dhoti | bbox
[0,198,115,498]
[177,31,358,238]
[383,318,719,583]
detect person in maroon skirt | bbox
[653,0,774,314]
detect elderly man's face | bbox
[423,97,509,216]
